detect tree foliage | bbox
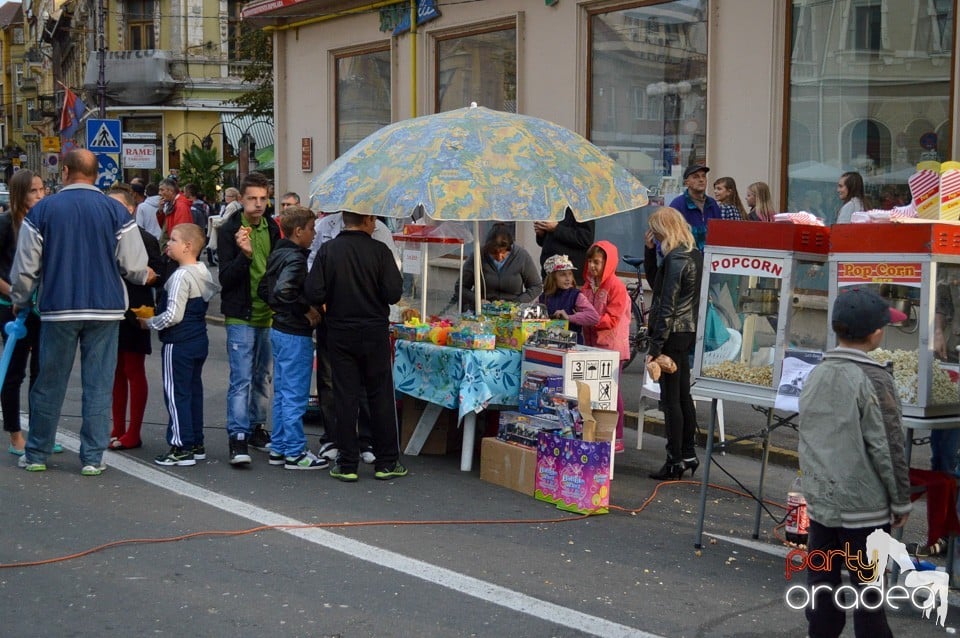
[178,145,223,201]
[230,27,274,118]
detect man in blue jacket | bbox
[668,164,722,251]
[10,149,154,476]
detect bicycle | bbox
[621,254,649,369]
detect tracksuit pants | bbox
[161,337,208,449]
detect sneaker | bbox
[614,439,625,454]
[192,445,206,460]
[52,443,64,454]
[317,441,338,460]
[374,462,408,480]
[18,455,45,472]
[329,463,359,482]
[154,447,197,467]
[268,451,286,466]
[285,450,329,470]
[360,448,376,464]
[229,437,251,465]
[80,463,106,476]
[249,424,272,451]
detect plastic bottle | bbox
[785,472,809,547]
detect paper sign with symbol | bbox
[599,360,613,379]
[571,360,584,380]
[87,119,122,153]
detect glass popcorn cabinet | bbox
[693,220,831,405]
[828,223,960,418]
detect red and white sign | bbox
[710,255,785,278]
[837,262,923,285]
[122,143,156,169]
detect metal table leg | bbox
[752,408,775,539]
[695,398,718,549]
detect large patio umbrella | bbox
[309,104,649,312]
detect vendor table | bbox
[693,389,789,549]
[393,340,521,471]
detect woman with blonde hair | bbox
[643,207,703,479]
[713,177,747,221]
[746,181,776,222]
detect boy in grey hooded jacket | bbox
[798,287,911,638]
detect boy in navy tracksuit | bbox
[257,206,326,470]
[142,223,220,466]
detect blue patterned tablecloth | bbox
[393,341,521,421]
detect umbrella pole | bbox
[420,243,429,320]
[474,220,482,314]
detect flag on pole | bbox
[59,87,86,139]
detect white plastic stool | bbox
[636,368,725,452]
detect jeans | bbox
[225,324,272,438]
[930,429,960,476]
[270,329,313,457]
[25,320,119,465]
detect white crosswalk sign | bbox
[86,119,121,153]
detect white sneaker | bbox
[360,449,376,464]
[284,450,329,470]
[317,441,338,460]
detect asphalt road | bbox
[0,318,955,637]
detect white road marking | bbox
[52,430,661,638]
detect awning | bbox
[220,114,274,155]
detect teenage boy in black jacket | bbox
[305,211,403,482]
[258,205,326,470]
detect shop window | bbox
[12,27,22,45]
[126,0,155,50]
[786,0,954,216]
[588,0,709,261]
[335,47,391,157]
[435,26,516,114]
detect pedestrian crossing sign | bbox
[86,119,121,153]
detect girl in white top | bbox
[835,171,865,224]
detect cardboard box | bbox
[534,382,616,515]
[480,437,536,495]
[494,318,568,350]
[400,396,461,455]
[522,344,620,410]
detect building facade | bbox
[244,0,957,257]
[13,0,274,186]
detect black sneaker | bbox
[374,462,408,480]
[155,446,196,467]
[249,424,272,451]
[229,437,251,465]
[329,463,359,482]
[268,451,285,466]
[193,445,206,460]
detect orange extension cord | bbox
[0,478,793,569]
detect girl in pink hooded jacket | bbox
[581,240,630,451]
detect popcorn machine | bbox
[693,220,831,405]
[828,223,960,418]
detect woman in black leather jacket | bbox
[643,207,703,480]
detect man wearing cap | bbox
[668,164,722,251]
[797,287,911,637]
